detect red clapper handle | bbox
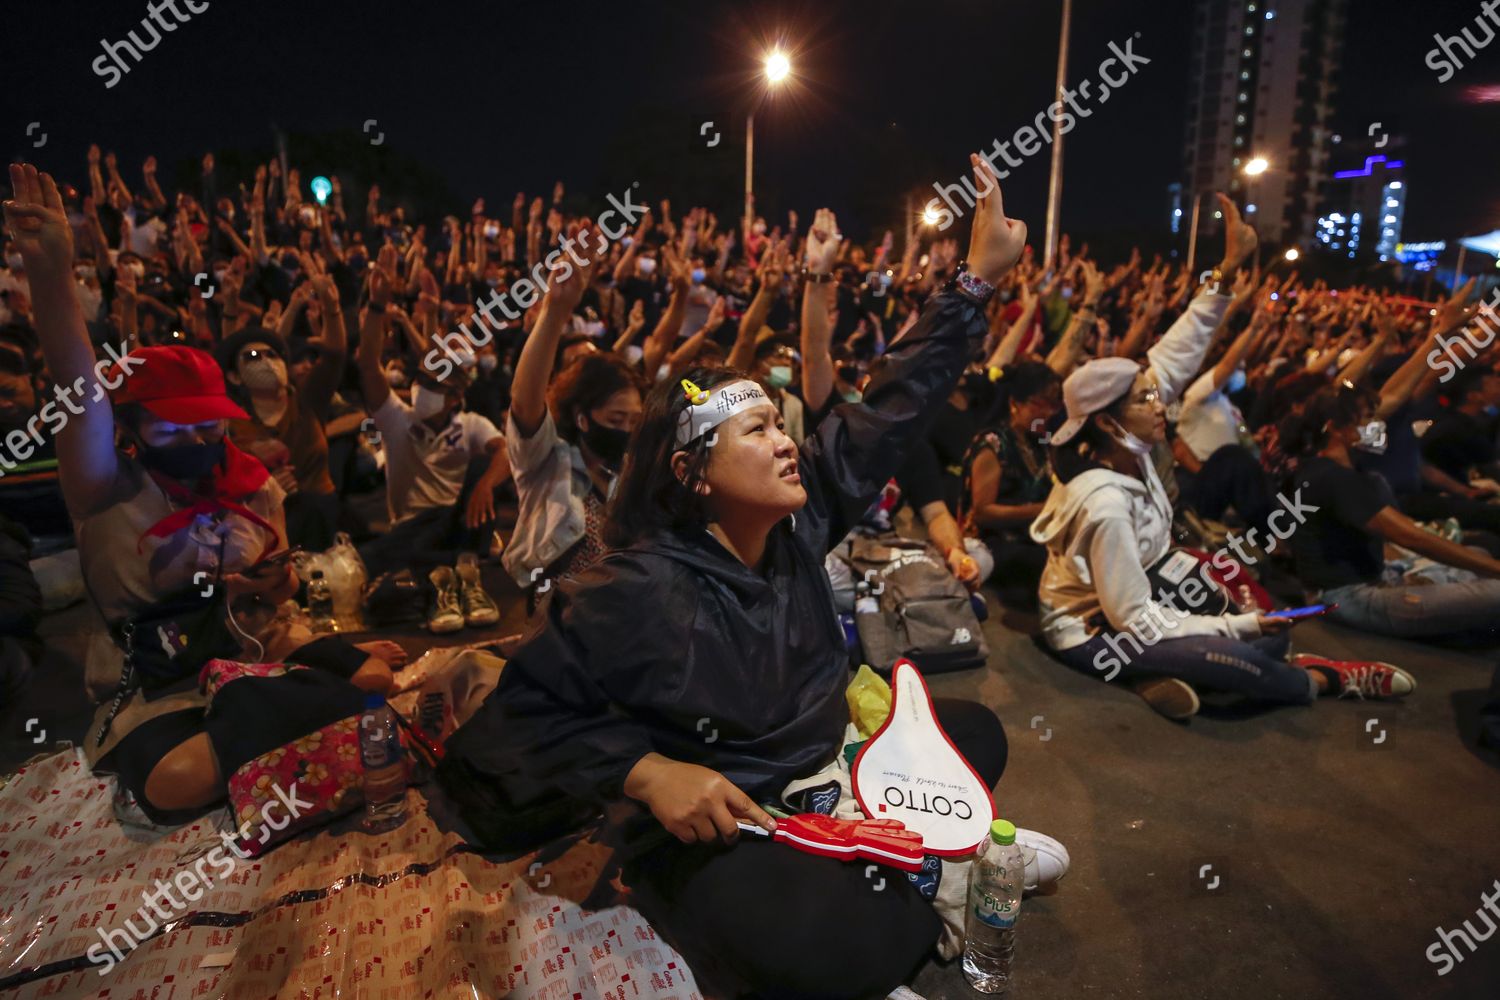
[738,814,926,872]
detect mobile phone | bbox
[1265,603,1336,620]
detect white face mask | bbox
[477,353,498,373]
[241,356,287,390]
[410,381,452,420]
[1105,417,1154,456]
[4,253,22,271]
[637,257,657,276]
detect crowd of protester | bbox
[4,145,1500,997]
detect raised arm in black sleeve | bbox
[794,288,989,555]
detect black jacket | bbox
[443,289,989,849]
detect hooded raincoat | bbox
[443,288,990,850]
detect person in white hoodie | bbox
[1029,196,1415,720]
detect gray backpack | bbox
[836,533,988,675]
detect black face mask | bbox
[837,364,860,384]
[581,419,630,470]
[138,440,225,482]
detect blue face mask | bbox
[1226,369,1247,394]
[691,268,706,284]
[1486,405,1499,417]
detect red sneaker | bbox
[1290,653,1415,699]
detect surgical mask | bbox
[767,365,793,389]
[75,265,97,281]
[752,222,766,235]
[1226,368,1247,394]
[485,277,500,288]
[4,253,22,271]
[1060,287,1075,301]
[240,356,287,390]
[478,354,498,373]
[998,290,1014,303]
[410,382,452,420]
[1354,419,1388,455]
[638,257,657,276]
[213,268,229,283]
[384,365,408,388]
[581,418,630,470]
[691,268,706,284]
[138,440,225,481]
[842,390,863,403]
[1106,418,1154,456]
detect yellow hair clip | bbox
[681,378,711,406]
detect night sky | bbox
[4,0,1498,250]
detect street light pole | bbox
[744,113,755,231]
[1186,192,1203,273]
[1043,0,1074,272]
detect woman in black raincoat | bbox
[444,156,1027,999]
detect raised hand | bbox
[804,208,841,275]
[545,220,608,311]
[4,165,74,275]
[1216,193,1257,273]
[963,154,1026,285]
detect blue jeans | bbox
[1322,571,1500,639]
[1053,629,1316,705]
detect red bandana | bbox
[137,440,280,563]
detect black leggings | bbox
[622,698,1007,1000]
[98,637,372,824]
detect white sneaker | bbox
[1015,827,1070,893]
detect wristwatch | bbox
[949,264,996,304]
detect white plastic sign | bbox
[851,659,996,856]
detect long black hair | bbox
[1049,385,1135,484]
[989,361,1060,421]
[604,365,746,548]
[1276,380,1378,458]
[547,353,647,444]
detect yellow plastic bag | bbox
[846,664,893,738]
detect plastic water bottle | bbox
[307,570,337,633]
[359,695,408,832]
[963,818,1023,994]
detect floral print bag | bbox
[198,659,372,857]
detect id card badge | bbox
[1157,549,1198,585]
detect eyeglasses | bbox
[1128,387,1161,406]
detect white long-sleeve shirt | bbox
[1030,291,1260,651]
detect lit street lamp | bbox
[746,50,792,229]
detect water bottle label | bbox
[972,885,1018,929]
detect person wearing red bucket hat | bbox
[4,163,402,826]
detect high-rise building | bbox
[1178,0,1348,249]
[1316,139,1407,263]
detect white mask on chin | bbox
[1104,417,1154,456]
[411,382,451,420]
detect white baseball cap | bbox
[1049,357,1143,447]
